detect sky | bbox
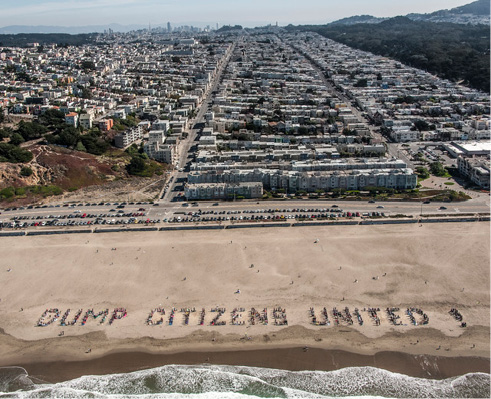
[0,0,478,28]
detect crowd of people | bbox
[109,308,127,325]
[366,307,381,325]
[249,307,268,325]
[231,308,246,325]
[353,308,363,325]
[272,307,288,326]
[60,309,82,326]
[81,309,109,326]
[199,308,206,325]
[168,308,176,326]
[38,308,127,327]
[406,307,429,325]
[210,307,226,326]
[386,307,403,326]
[34,305,441,329]
[181,308,195,325]
[449,308,467,327]
[146,308,165,325]
[332,307,354,326]
[36,308,60,327]
[309,307,330,326]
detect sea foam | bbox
[0,364,489,398]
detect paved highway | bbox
[1,196,488,231]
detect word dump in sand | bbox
[35,306,468,328]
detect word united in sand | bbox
[35,306,468,328]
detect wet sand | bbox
[22,348,490,384]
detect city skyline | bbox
[0,0,477,29]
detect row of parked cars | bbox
[2,201,152,212]
[165,211,370,224]
[9,212,146,221]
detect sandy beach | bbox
[0,222,489,382]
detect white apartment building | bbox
[144,129,176,164]
[114,125,143,148]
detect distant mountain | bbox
[0,23,147,34]
[438,0,489,16]
[330,15,386,26]
[407,0,489,24]
[330,0,489,26]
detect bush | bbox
[416,166,430,180]
[16,121,47,141]
[38,109,66,128]
[430,162,450,177]
[0,143,33,163]
[0,187,14,199]
[15,187,26,196]
[20,166,33,177]
[10,133,25,146]
[127,155,146,175]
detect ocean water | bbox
[0,365,489,398]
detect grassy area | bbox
[262,187,472,203]
[0,184,63,202]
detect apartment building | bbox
[457,157,490,189]
[64,112,79,127]
[143,129,176,164]
[185,182,263,200]
[79,113,94,129]
[114,125,143,148]
[188,163,417,193]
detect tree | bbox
[354,78,368,87]
[81,60,96,71]
[10,133,25,146]
[38,109,66,128]
[416,166,430,180]
[0,143,33,163]
[75,141,87,152]
[430,162,448,177]
[58,127,80,147]
[0,127,13,139]
[20,166,33,176]
[413,119,430,132]
[127,155,146,175]
[16,121,47,141]
[80,134,108,155]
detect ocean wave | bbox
[0,365,489,398]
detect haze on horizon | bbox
[0,0,476,29]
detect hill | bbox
[331,0,489,26]
[330,15,386,26]
[0,144,167,205]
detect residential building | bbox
[65,112,79,127]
